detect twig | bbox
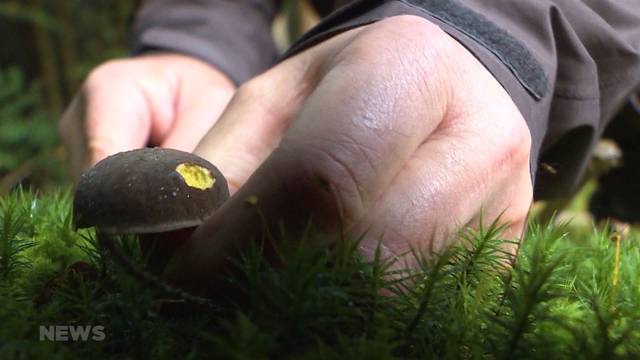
[609,223,628,308]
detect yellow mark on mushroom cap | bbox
[176,163,215,190]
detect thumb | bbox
[60,57,182,180]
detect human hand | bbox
[59,53,236,181]
[166,16,533,292]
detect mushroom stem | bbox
[139,227,196,274]
[96,231,212,306]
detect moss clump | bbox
[1,188,639,359]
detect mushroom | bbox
[588,138,623,179]
[73,147,229,303]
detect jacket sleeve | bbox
[131,0,280,85]
[285,0,640,199]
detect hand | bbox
[59,53,236,181]
[165,15,533,292]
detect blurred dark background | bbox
[0,0,317,195]
[0,0,136,193]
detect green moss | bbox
[0,188,639,359]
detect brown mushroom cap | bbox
[73,148,229,234]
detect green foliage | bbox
[0,1,136,191]
[0,188,639,359]
[0,2,62,31]
[54,0,137,81]
[0,67,57,173]
[0,189,35,278]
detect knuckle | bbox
[502,117,532,170]
[500,124,534,221]
[346,15,447,59]
[374,15,442,37]
[477,102,532,177]
[333,15,457,100]
[84,59,130,87]
[235,78,262,101]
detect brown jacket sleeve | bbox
[131,0,280,85]
[285,0,640,199]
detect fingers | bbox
[59,60,164,180]
[159,59,236,152]
[59,53,236,181]
[159,79,234,152]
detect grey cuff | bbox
[131,1,280,85]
